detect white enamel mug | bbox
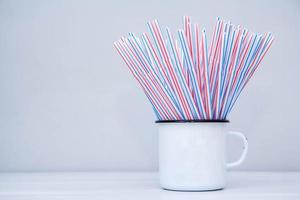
[157,120,248,191]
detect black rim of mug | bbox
[155,119,229,123]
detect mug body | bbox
[157,120,228,191]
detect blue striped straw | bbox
[221,29,245,118]
[153,20,198,119]
[220,25,235,104]
[223,33,273,118]
[220,35,260,118]
[178,30,205,118]
[165,28,202,119]
[114,17,274,120]
[129,33,184,117]
[114,41,168,119]
[121,39,179,119]
[223,34,262,115]
[216,30,225,118]
[126,36,184,119]
[202,30,213,119]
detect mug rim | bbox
[155,119,229,123]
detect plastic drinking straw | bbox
[218,35,260,118]
[201,29,213,119]
[152,22,197,119]
[231,34,261,90]
[128,35,177,108]
[209,19,222,95]
[164,37,189,118]
[147,22,173,88]
[235,34,273,97]
[194,24,207,117]
[159,31,201,119]
[154,21,201,119]
[219,24,235,105]
[114,17,273,120]
[114,41,168,119]
[119,39,179,120]
[142,33,190,119]
[243,33,273,80]
[221,23,234,109]
[224,35,274,118]
[231,33,253,85]
[164,29,195,119]
[220,29,244,116]
[215,29,226,118]
[166,28,203,119]
[184,16,194,62]
[116,40,174,120]
[228,33,256,99]
[124,36,184,120]
[208,17,220,65]
[210,20,223,117]
[141,34,175,96]
[241,38,274,88]
[194,24,202,87]
[140,35,185,117]
[147,21,196,119]
[224,32,253,111]
[129,33,184,117]
[219,27,238,117]
[222,33,273,118]
[223,34,263,117]
[178,29,206,118]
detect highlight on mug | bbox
[114,16,274,121]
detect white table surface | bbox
[0,172,299,200]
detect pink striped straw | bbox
[178,28,206,118]
[114,42,169,119]
[220,29,244,114]
[224,35,274,117]
[165,28,200,119]
[118,39,180,119]
[243,34,274,88]
[114,17,274,120]
[194,24,204,97]
[201,30,213,118]
[126,37,184,119]
[184,16,194,61]
[150,20,198,119]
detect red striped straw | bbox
[114,42,168,119]
[114,17,274,120]
[164,28,200,119]
[117,39,180,119]
[201,30,213,118]
[151,24,194,119]
[150,20,199,119]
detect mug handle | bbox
[226,131,248,169]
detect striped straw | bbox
[114,17,274,120]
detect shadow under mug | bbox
[156,120,248,191]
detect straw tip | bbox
[114,16,275,121]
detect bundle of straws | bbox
[114,16,274,120]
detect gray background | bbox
[0,0,299,172]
